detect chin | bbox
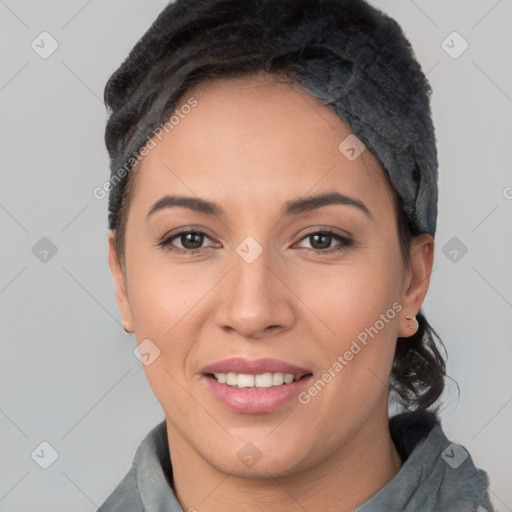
[196,432,315,478]
[209,452,308,480]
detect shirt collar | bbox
[130,411,493,512]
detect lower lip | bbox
[202,374,313,414]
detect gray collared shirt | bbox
[98,411,494,512]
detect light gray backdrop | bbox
[1,0,511,510]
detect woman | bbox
[99,0,494,510]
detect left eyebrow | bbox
[282,191,372,219]
[146,191,372,220]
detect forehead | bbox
[129,72,393,218]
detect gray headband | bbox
[297,53,438,237]
[105,0,438,237]
[270,26,439,237]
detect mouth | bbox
[205,371,311,389]
[200,358,314,413]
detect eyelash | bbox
[157,229,353,255]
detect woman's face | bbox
[109,73,433,478]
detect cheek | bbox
[125,268,188,379]
[291,251,402,398]
[293,256,401,342]
[127,267,204,412]
[128,255,208,334]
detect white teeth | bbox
[213,372,298,388]
[254,373,273,388]
[238,374,255,388]
[226,372,238,386]
[272,372,284,385]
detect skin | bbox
[108,71,434,512]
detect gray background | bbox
[1,0,511,510]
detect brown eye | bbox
[158,230,218,254]
[296,230,353,253]
[175,232,205,250]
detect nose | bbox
[214,242,295,340]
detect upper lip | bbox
[201,357,312,378]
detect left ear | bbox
[397,233,435,338]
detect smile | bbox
[200,357,313,413]
[211,371,300,389]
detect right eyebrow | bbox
[147,195,224,219]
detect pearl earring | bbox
[405,315,419,331]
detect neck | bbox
[167,409,402,512]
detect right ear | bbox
[107,230,134,333]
